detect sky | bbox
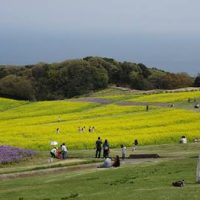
[0,0,200,74]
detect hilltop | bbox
[0,56,199,101]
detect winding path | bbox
[0,158,161,180]
[72,97,172,108]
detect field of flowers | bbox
[94,90,200,103]
[0,98,28,111]
[0,145,35,164]
[126,90,200,103]
[0,91,200,150]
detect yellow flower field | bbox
[0,92,200,150]
[0,98,28,111]
[127,90,200,103]
[96,90,200,103]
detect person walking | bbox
[95,137,102,158]
[103,139,110,158]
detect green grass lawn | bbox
[0,144,200,200]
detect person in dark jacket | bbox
[103,139,110,158]
[112,155,120,167]
[95,137,102,158]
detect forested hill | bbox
[0,57,199,100]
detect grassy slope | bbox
[0,98,28,111]
[0,144,200,200]
[96,90,200,103]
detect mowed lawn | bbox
[0,91,200,150]
[0,144,200,200]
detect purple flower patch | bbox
[0,145,36,164]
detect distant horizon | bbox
[1,0,200,75]
[1,51,200,75]
[0,55,198,76]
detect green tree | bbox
[58,60,108,97]
[194,73,200,87]
[0,75,35,100]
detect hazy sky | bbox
[0,0,200,74]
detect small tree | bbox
[0,75,35,100]
[194,73,200,87]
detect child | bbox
[121,144,126,160]
[132,139,138,151]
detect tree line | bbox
[0,57,199,100]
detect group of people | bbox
[95,137,120,168]
[98,155,120,168]
[49,137,139,167]
[96,137,139,159]
[50,143,68,159]
[95,137,140,168]
[55,126,96,134]
[95,137,110,158]
[78,126,95,133]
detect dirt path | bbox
[116,101,171,107]
[112,86,200,94]
[71,97,113,104]
[72,97,171,108]
[0,158,161,180]
[0,162,98,180]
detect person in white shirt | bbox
[180,136,187,144]
[121,145,126,160]
[50,147,57,158]
[61,143,68,159]
[97,157,112,168]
